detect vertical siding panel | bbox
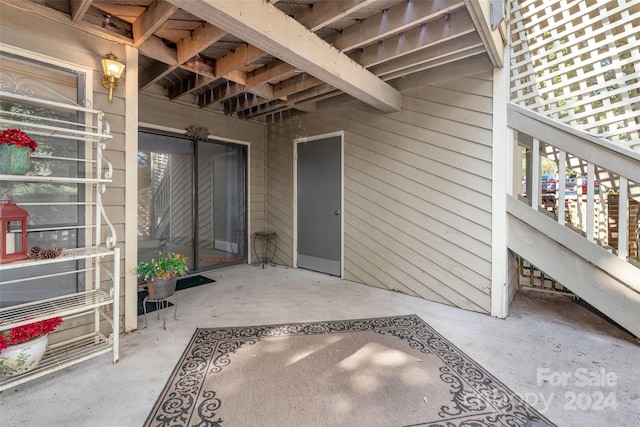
[267,61,494,313]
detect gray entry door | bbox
[297,135,342,276]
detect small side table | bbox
[253,231,277,268]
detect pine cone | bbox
[29,245,42,259]
[41,246,63,259]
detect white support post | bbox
[507,127,519,197]
[557,150,566,226]
[112,247,120,363]
[491,48,509,318]
[531,137,540,210]
[586,162,595,242]
[124,44,139,333]
[618,177,629,260]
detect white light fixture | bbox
[101,53,125,103]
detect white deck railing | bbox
[507,103,640,266]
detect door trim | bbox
[293,131,344,278]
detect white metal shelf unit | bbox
[0,92,120,391]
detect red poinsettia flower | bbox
[0,128,38,152]
[0,317,62,353]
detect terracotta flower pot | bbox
[0,333,49,376]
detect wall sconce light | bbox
[101,53,125,104]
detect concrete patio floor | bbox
[1,264,638,426]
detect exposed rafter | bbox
[167,0,401,113]
[369,32,484,78]
[294,0,379,32]
[464,0,504,67]
[168,43,267,99]
[1,0,500,121]
[132,0,178,48]
[139,22,226,90]
[351,9,476,68]
[226,0,467,112]
[329,0,466,51]
[176,23,226,64]
[70,0,92,23]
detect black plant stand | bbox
[253,231,277,268]
[142,293,177,330]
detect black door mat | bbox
[137,275,215,316]
[174,275,215,291]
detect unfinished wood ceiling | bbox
[9,0,491,121]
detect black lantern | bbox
[0,189,29,264]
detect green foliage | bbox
[12,183,76,195]
[0,352,33,376]
[541,157,557,174]
[136,252,189,281]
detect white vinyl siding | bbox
[267,56,494,313]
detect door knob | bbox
[335,210,340,216]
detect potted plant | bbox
[0,317,62,376]
[136,252,189,299]
[0,128,38,175]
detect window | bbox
[0,51,89,306]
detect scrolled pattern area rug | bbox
[145,315,555,427]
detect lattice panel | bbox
[510,0,640,147]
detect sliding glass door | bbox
[197,142,246,269]
[138,131,247,273]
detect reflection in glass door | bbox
[197,142,246,269]
[138,134,194,269]
[138,131,247,273]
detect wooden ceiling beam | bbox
[179,55,215,78]
[176,22,227,64]
[295,0,379,32]
[222,70,247,86]
[464,0,504,67]
[132,0,178,48]
[288,82,335,104]
[247,61,299,86]
[271,8,476,109]
[242,0,464,106]
[377,45,486,81]
[350,9,476,68]
[139,61,174,90]
[216,44,266,77]
[140,22,225,92]
[197,79,275,106]
[168,0,401,113]
[273,73,323,99]
[70,0,92,23]
[225,93,276,116]
[369,32,483,78]
[200,82,246,106]
[177,44,273,104]
[246,82,275,100]
[138,35,178,65]
[168,73,199,99]
[171,43,267,101]
[235,98,283,119]
[329,0,465,51]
